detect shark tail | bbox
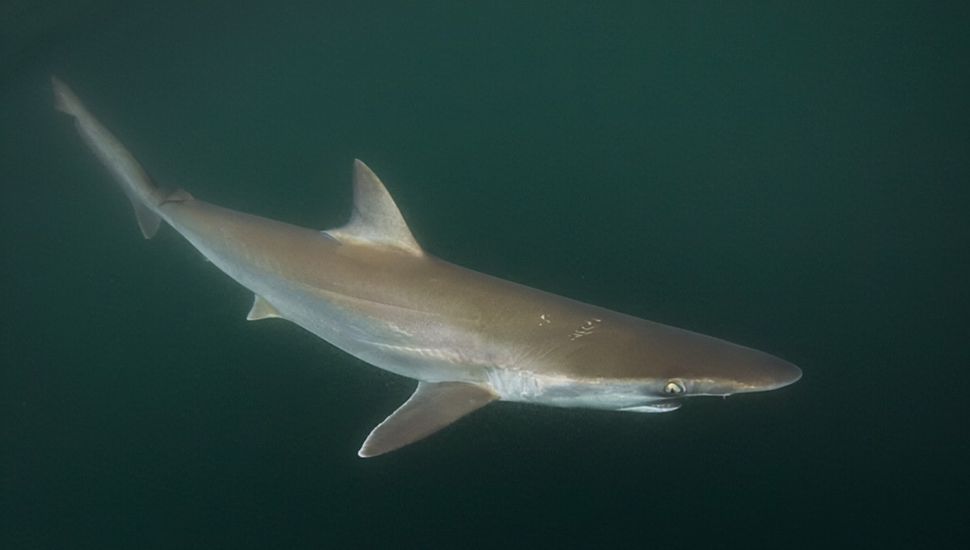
[52,76,185,239]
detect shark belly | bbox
[484,368,680,412]
[262,283,494,385]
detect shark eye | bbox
[663,380,685,395]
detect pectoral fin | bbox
[358,381,497,458]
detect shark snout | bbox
[728,353,802,394]
[760,357,802,390]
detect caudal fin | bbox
[52,76,164,239]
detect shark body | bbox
[53,78,801,457]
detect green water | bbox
[2,1,968,547]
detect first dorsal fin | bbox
[325,160,423,255]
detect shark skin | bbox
[53,77,802,458]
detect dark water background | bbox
[2,1,968,547]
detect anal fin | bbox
[246,295,281,321]
[358,381,497,458]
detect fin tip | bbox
[51,75,73,114]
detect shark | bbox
[53,77,801,457]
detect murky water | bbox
[2,2,967,547]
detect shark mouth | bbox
[620,400,683,413]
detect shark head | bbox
[614,320,803,409]
[644,348,802,400]
[548,316,803,412]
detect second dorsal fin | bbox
[325,160,422,255]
